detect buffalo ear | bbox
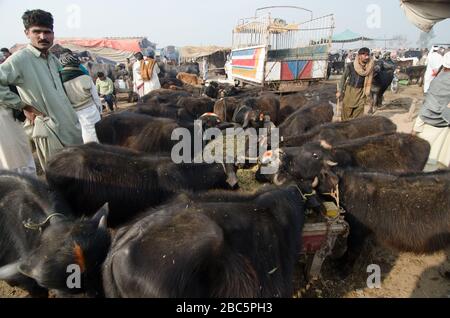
[91,203,109,229]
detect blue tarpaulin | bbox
[332,29,374,43]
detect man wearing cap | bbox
[0,9,82,171]
[60,52,102,143]
[424,46,444,93]
[337,47,375,120]
[414,52,450,169]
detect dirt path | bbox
[350,250,450,298]
[374,84,425,134]
[303,244,450,298]
[0,281,27,298]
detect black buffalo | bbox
[102,185,308,298]
[0,171,110,297]
[213,97,242,122]
[317,168,450,275]
[279,93,308,124]
[46,143,238,227]
[282,116,397,148]
[96,111,231,157]
[139,89,191,105]
[259,133,430,185]
[370,58,396,114]
[279,102,334,137]
[95,112,176,150]
[242,95,281,126]
[133,103,180,119]
[176,96,215,123]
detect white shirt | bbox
[133,61,143,85]
[424,52,444,93]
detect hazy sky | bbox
[0,0,449,48]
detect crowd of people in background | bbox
[335,45,449,169]
[0,8,449,177]
[132,50,161,100]
[0,9,164,174]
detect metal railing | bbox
[232,13,335,51]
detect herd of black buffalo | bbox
[0,83,449,298]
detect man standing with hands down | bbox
[337,47,375,121]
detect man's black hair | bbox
[358,47,370,55]
[97,72,105,78]
[1,48,10,54]
[22,9,54,30]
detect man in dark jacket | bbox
[337,47,375,121]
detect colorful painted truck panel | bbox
[231,46,266,84]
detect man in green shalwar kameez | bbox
[0,10,82,169]
[337,47,375,121]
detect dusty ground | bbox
[295,245,450,298]
[1,84,449,298]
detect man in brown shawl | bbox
[337,47,375,121]
[139,50,161,95]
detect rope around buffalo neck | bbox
[23,213,66,231]
[321,184,340,209]
[294,185,316,202]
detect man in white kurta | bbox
[0,107,36,176]
[424,46,444,94]
[0,46,36,176]
[202,57,209,82]
[133,52,145,98]
[414,52,450,169]
[142,62,161,95]
[142,52,161,95]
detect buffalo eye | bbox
[312,153,320,160]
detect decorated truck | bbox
[231,6,335,92]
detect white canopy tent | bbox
[400,0,450,32]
